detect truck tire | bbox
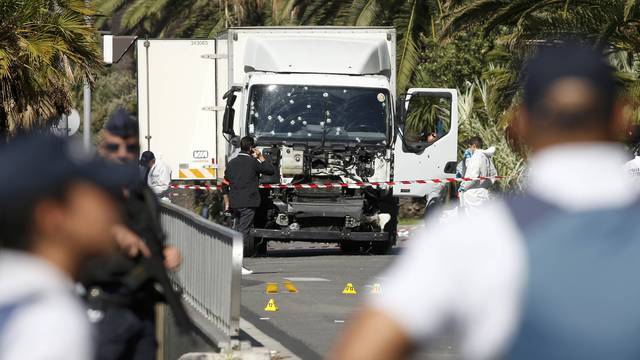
[256,239,268,256]
[371,240,393,255]
[340,241,360,254]
[243,235,257,258]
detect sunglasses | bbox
[103,142,140,154]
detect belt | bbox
[85,286,133,309]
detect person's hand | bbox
[163,246,182,271]
[112,224,151,258]
[223,194,230,211]
[252,147,266,162]
[252,147,262,158]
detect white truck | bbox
[137,27,459,256]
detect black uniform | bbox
[81,185,164,360]
[222,152,275,243]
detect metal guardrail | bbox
[158,201,242,355]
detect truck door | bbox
[137,39,221,181]
[393,88,458,197]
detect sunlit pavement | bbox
[241,224,457,360]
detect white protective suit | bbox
[147,159,171,198]
[624,156,640,185]
[459,146,497,213]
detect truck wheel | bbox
[243,235,258,258]
[256,239,268,256]
[340,241,361,254]
[371,240,393,255]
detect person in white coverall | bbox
[459,136,497,213]
[139,151,171,198]
[624,150,640,184]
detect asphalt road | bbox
[240,225,458,360]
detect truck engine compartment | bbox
[250,144,398,255]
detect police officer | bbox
[82,108,181,360]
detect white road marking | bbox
[259,317,270,320]
[284,277,330,282]
[334,320,345,323]
[240,318,301,360]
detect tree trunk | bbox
[0,105,7,144]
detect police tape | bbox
[168,176,504,191]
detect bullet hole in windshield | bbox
[326,118,332,124]
[278,115,284,123]
[322,92,328,98]
[326,111,331,116]
[356,137,361,143]
[270,130,275,135]
[287,132,292,137]
[254,113,260,118]
[320,121,325,126]
[267,115,273,120]
[287,93,291,97]
[289,99,295,104]
[304,86,308,90]
[290,120,295,125]
[307,133,312,137]
[302,121,307,126]
[297,116,302,121]
[307,104,311,109]
[343,89,348,93]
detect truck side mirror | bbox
[222,86,241,136]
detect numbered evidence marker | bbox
[342,283,357,295]
[283,281,299,293]
[265,283,279,294]
[264,299,279,312]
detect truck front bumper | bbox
[251,229,390,242]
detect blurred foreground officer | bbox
[331,44,635,360]
[83,109,182,360]
[0,135,136,360]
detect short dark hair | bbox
[240,136,255,152]
[467,136,484,149]
[139,151,155,167]
[523,42,617,129]
[105,108,138,139]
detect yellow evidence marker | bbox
[371,283,382,294]
[342,283,357,295]
[264,299,279,312]
[284,281,299,293]
[265,283,279,294]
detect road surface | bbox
[240,224,458,359]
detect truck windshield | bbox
[248,84,390,145]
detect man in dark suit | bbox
[222,136,275,273]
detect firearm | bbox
[123,184,216,347]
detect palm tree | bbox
[442,0,640,53]
[0,0,102,138]
[342,0,444,92]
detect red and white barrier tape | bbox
[169,176,504,191]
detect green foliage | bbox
[0,0,102,137]
[74,67,137,136]
[411,29,490,89]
